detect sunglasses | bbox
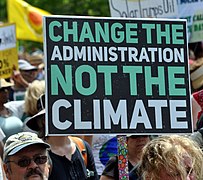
[20,69,37,73]
[6,155,47,168]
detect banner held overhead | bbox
[7,0,51,42]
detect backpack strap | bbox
[69,136,88,166]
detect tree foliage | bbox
[0,0,110,21]
[26,0,110,17]
[0,0,110,51]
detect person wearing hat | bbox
[18,59,38,83]
[3,131,51,180]
[26,94,99,180]
[0,78,12,153]
[0,79,23,142]
[100,135,150,180]
[10,59,38,101]
[0,79,14,111]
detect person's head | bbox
[0,79,13,104]
[126,135,150,155]
[18,59,38,83]
[139,135,203,180]
[3,132,51,180]
[24,80,45,116]
[26,94,46,139]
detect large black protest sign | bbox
[44,16,191,135]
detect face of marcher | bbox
[127,136,150,155]
[20,70,38,83]
[0,87,10,104]
[4,144,50,180]
[158,155,196,180]
[158,170,195,180]
[36,115,46,139]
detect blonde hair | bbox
[139,135,203,180]
[24,80,45,115]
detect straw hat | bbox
[0,79,14,89]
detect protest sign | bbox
[109,0,203,43]
[109,0,178,18]
[44,16,191,135]
[0,23,18,79]
[177,0,203,43]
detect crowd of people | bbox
[0,45,203,180]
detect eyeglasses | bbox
[6,155,48,168]
[20,69,37,73]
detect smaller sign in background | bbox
[109,0,203,43]
[0,23,18,79]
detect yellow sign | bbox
[0,23,18,79]
[7,0,51,42]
